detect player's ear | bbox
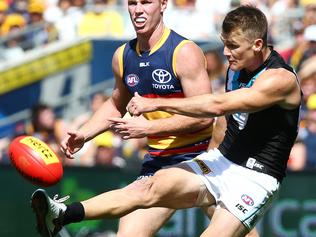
[161,0,168,13]
[252,38,263,52]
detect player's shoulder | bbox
[114,42,128,55]
[112,42,128,62]
[257,67,299,95]
[112,43,128,77]
[175,40,204,59]
[263,67,296,81]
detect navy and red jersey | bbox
[117,27,212,157]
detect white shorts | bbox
[183,148,280,230]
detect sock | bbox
[62,202,85,225]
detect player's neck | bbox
[245,46,271,73]
[137,21,165,52]
[261,46,272,64]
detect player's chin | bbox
[229,62,242,71]
[134,26,148,35]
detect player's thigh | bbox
[117,207,175,237]
[201,206,260,237]
[201,205,216,220]
[201,207,248,237]
[151,165,214,209]
[246,228,260,237]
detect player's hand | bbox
[108,115,150,139]
[127,92,157,116]
[60,130,85,159]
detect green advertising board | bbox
[1,166,315,237]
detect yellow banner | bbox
[0,41,92,95]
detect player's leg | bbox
[115,151,212,237]
[31,165,213,237]
[116,207,175,237]
[247,228,260,237]
[201,205,215,219]
[82,166,213,218]
[201,207,248,237]
[202,206,260,237]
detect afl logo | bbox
[152,69,172,84]
[126,74,139,87]
[241,194,254,206]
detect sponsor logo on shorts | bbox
[241,194,254,206]
[193,158,211,174]
[235,203,248,214]
[246,157,264,171]
[126,74,139,87]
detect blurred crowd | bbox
[0,91,147,169]
[0,0,316,171]
[0,0,314,58]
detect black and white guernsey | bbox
[218,49,301,182]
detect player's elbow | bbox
[202,97,226,117]
[204,105,225,118]
[199,117,215,127]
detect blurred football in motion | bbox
[8,135,63,187]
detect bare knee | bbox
[125,167,203,210]
[123,175,162,208]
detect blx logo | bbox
[140,62,150,67]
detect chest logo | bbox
[140,62,150,67]
[126,74,140,87]
[152,69,172,84]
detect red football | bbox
[8,135,63,187]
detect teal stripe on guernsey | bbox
[246,67,267,88]
[232,71,240,90]
[229,67,267,90]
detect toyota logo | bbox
[152,69,172,84]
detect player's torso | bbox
[219,49,300,181]
[122,29,184,98]
[119,28,212,156]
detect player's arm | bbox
[61,47,132,158]
[128,68,300,118]
[208,116,226,150]
[78,47,131,142]
[138,41,213,136]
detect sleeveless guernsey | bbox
[118,27,213,157]
[218,49,300,182]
